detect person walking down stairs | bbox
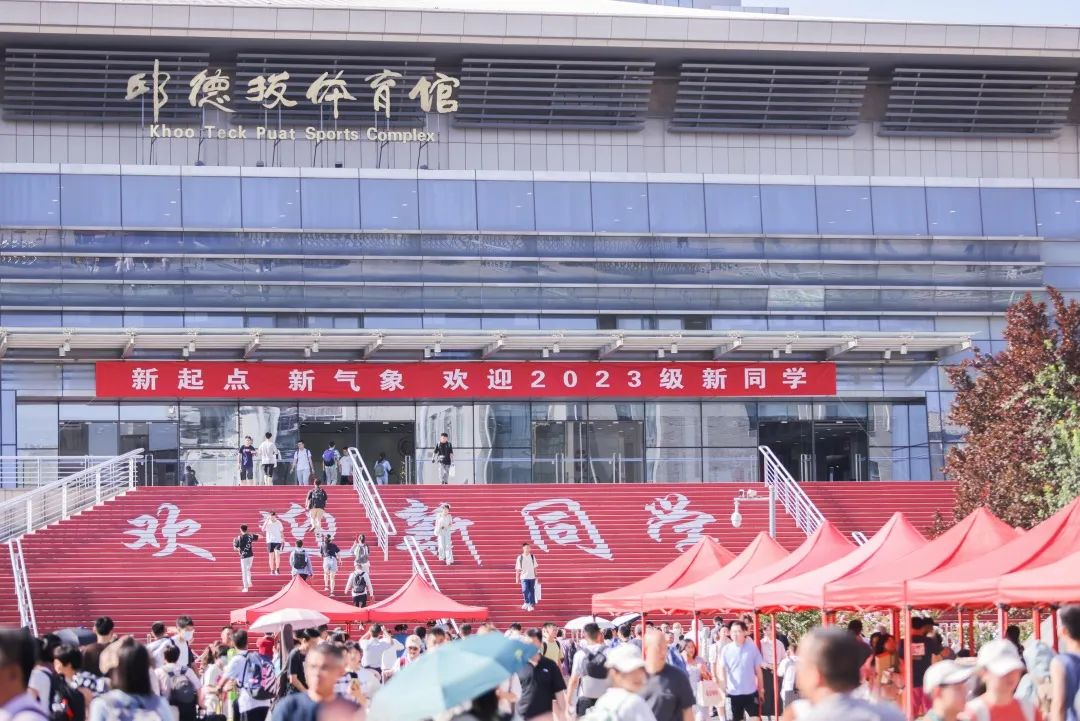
[435,503,454,566]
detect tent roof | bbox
[592,536,737,614]
[906,498,1080,608]
[633,532,789,613]
[997,547,1080,605]
[752,513,927,612]
[691,521,855,612]
[365,573,489,623]
[230,576,371,625]
[823,508,1019,610]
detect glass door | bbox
[814,422,869,482]
[758,420,814,482]
[583,420,644,483]
[531,420,586,483]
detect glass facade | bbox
[1,169,1074,484]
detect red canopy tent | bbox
[752,513,927,612]
[592,536,736,614]
[997,546,1080,605]
[823,507,1019,610]
[230,576,371,625]
[906,497,1080,608]
[364,573,489,623]
[635,532,789,613]
[693,520,855,612]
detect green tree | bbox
[944,287,1080,529]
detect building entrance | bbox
[531,419,645,483]
[758,419,869,482]
[298,420,415,484]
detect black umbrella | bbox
[54,627,96,646]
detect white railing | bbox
[7,538,36,635]
[0,449,145,544]
[758,445,826,536]
[347,447,397,562]
[403,535,459,635]
[852,531,869,545]
[0,455,149,490]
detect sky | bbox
[753,0,1080,25]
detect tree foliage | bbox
[944,288,1080,529]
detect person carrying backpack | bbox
[155,644,200,721]
[233,524,260,593]
[321,442,340,485]
[221,630,274,721]
[568,623,611,717]
[306,480,328,535]
[290,540,312,581]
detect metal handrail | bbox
[403,535,460,635]
[7,539,36,635]
[0,449,145,544]
[347,447,397,562]
[0,455,145,489]
[758,445,826,536]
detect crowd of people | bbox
[2,605,1080,721]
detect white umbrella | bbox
[611,612,641,627]
[250,608,330,634]
[565,615,615,631]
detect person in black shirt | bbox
[432,432,454,484]
[238,437,256,483]
[515,628,566,721]
[305,480,328,535]
[270,642,357,721]
[642,629,695,721]
[233,524,260,593]
[319,535,341,595]
[285,631,315,695]
[899,617,942,716]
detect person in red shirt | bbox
[965,639,1042,721]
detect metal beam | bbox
[0,332,7,359]
[481,337,505,359]
[937,338,973,359]
[598,336,624,359]
[827,337,859,359]
[121,334,136,359]
[361,335,383,359]
[713,336,743,359]
[243,334,260,359]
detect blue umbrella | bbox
[369,634,539,721]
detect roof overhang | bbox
[0,327,974,362]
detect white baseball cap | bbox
[923,660,975,693]
[605,644,646,673]
[977,639,1026,677]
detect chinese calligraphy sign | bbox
[96,361,837,399]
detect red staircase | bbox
[801,482,957,538]
[0,482,955,637]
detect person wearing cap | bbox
[582,644,657,721]
[919,660,975,721]
[795,628,904,721]
[965,639,1041,721]
[222,628,273,721]
[391,636,424,675]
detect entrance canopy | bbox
[230,576,370,625]
[637,532,789,613]
[365,573,489,623]
[752,513,927,612]
[693,520,855,612]
[592,536,736,614]
[906,498,1080,608]
[824,508,1019,610]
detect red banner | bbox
[95,361,836,400]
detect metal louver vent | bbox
[881,67,1078,137]
[234,54,436,127]
[2,48,209,122]
[670,63,868,135]
[455,58,655,130]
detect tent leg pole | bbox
[1033,608,1041,641]
[1051,606,1059,650]
[771,614,781,721]
[957,607,964,654]
[903,606,914,721]
[891,609,900,640]
[753,610,761,645]
[998,605,1008,638]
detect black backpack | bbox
[583,647,608,680]
[165,668,197,708]
[47,670,85,721]
[291,549,308,570]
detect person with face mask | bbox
[584,644,657,721]
[152,617,196,671]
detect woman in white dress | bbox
[680,639,714,721]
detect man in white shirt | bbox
[292,441,313,486]
[358,625,397,680]
[759,621,787,719]
[153,616,196,671]
[156,642,201,721]
[568,623,611,717]
[717,621,763,721]
[222,629,273,721]
[515,542,539,612]
[256,433,280,485]
[585,644,658,721]
[260,511,285,575]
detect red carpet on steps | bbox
[0,482,954,636]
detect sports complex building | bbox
[1,0,1079,487]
